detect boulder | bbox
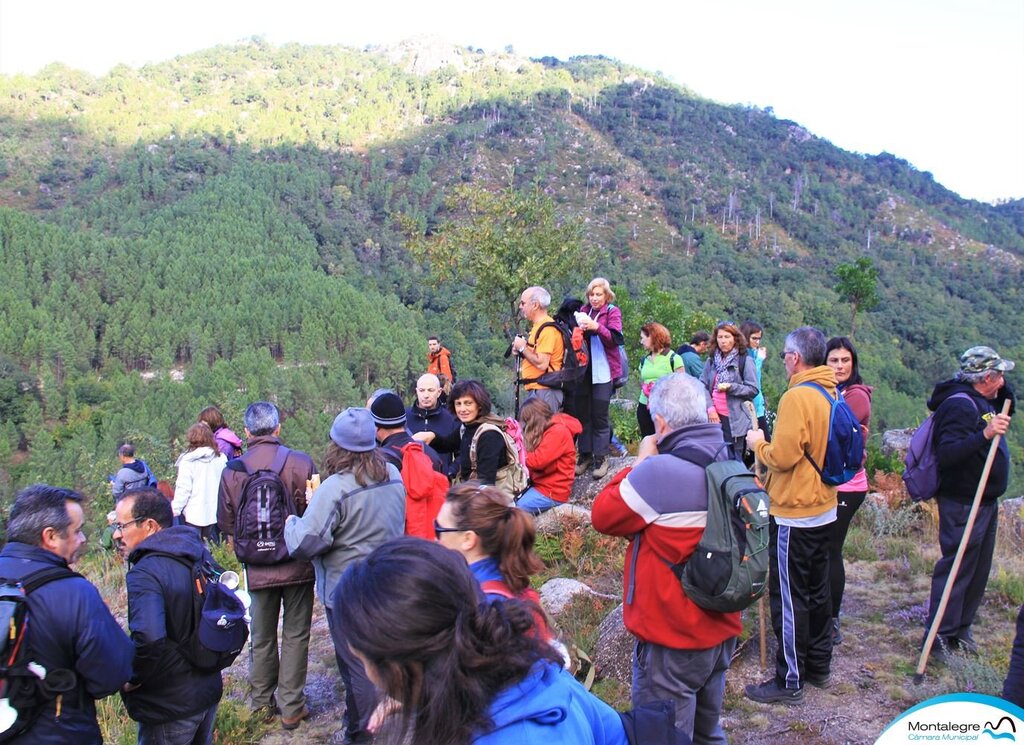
[533,503,592,535]
[592,603,632,685]
[540,577,603,616]
[1000,497,1024,550]
[882,428,915,460]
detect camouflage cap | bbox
[959,346,1015,374]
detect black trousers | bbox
[828,490,866,618]
[769,518,833,689]
[925,497,998,641]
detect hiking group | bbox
[1,274,1022,745]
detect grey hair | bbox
[648,373,709,430]
[784,326,827,367]
[6,484,83,546]
[244,401,280,437]
[118,442,135,458]
[527,286,551,309]
[956,369,997,385]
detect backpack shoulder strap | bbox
[480,579,515,599]
[240,446,291,476]
[797,380,835,402]
[19,565,80,593]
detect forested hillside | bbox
[1,37,1022,503]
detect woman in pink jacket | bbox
[825,336,873,645]
[575,277,624,480]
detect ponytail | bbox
[446,483,544,594]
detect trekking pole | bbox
[514,352,522,419]
[742,400,769,671]
[913,399,1011,683]
[243,564,255,683]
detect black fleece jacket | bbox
[122,526,222,724]
[927,379,1015,504]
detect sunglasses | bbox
[433,520,465,540]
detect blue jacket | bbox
[475,661,628,744]
[0,543,133,745]
[121,526,223,725]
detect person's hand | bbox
[746,428,765,449]
[984,413,1011,439]
[412,431,436,444]
[512,335,527,354]
[717,382,731,391]
[634,434,660,465]
[707,409,721,424]
[122,682,141,693]
[368,697,402,734]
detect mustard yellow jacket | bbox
[754,365,838,519]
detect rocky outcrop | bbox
[570,455,634,507]
[882,428,915,459]
[592,603,632,685]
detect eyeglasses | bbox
[112,516,146,534]
[433,520,466,540]
[780,350,796,360]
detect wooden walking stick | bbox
[743,400,769,671]
[913,399,1011,683]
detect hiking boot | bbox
[925,636,954,665]
[591,456,609,479]
[804,672,833,689]
[575,454,592,476]
[744,679,805,705]
[252,704,279,724]
[957,630,979,657]
[281,706,311,730]
[832,617,843,646]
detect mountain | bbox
[0,38,1021,499]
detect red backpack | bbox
[398,442,449,540]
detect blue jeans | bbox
[632,637,736,745]
[138,703,218,745]
[516,487,561,515]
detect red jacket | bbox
[592,424,742,650]
[525,414,582,503]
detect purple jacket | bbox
[214,427,243,459]
[583,302,624,381]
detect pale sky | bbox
[1,0,1022,203]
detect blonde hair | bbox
[586,277,615,303]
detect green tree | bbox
[405,181,591,337]
[834,257,880,337]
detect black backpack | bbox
[661,446,770,613]
[0,566,80,742]
[233,447,296,566]
[519,320,587,390]
[144,553,248,673]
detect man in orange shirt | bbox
[426,336,455,383]
[512,286,565,413]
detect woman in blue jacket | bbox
[332,537,628,745]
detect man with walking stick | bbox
[922,346,1014,663]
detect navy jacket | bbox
[121,526,223,725]
[927,379,1015,504]
[0,543,133,745]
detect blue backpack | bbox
[902,393,978,502]
[798,382,865,486]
